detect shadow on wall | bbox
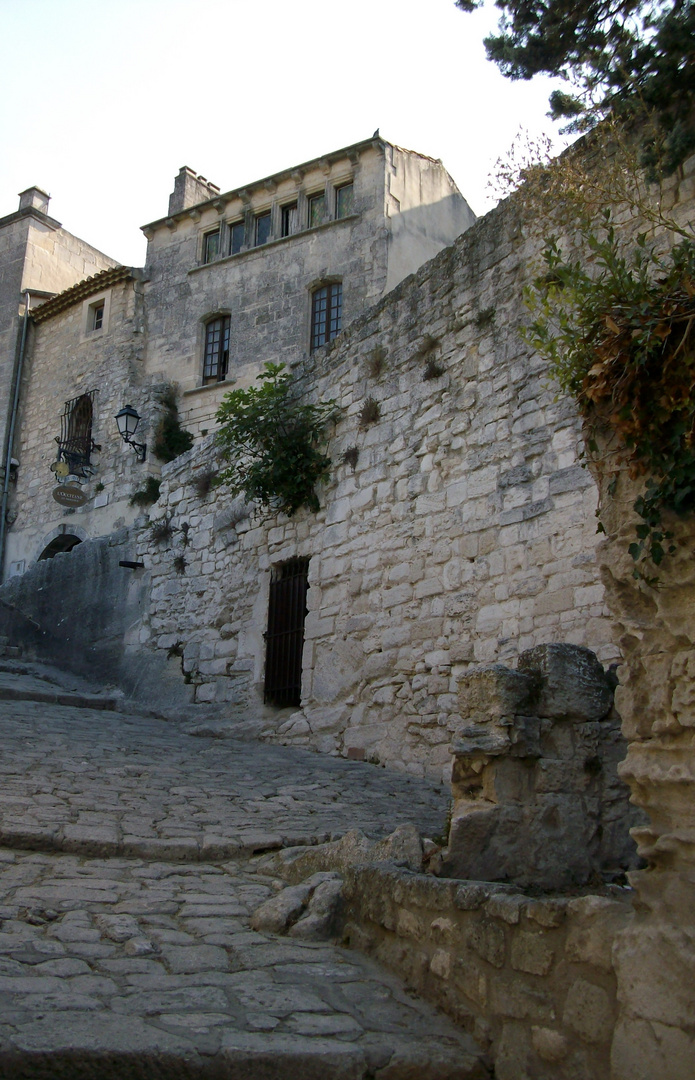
[0,530,187,710]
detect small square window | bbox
[92,304,104,331]
[254,211,272,247]
[281,202,299,238]
[335,183,354,219]
[308,192,325,229]
[203,229,220,263]
[229,220,245,255]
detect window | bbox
[281,202,299,238]
[254,211,272,247]
[57,392,97,477]
[92,303,104,331]
[203,316,230,384]
[311,282,342,352]
[308,192,325,229]
[335,182,354,219]
[203,229,220,263]
[229,220,245,255]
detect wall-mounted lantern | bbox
[115,405,147,462]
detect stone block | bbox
[518,643,613,721]
[562,978,613,1043]
[510,930,554,975]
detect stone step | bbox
[0,683,121,710]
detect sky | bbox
[0,0,569,267]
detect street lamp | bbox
[115,405,147,462]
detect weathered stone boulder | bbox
[442,644,643,889]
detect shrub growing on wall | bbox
[153,385,194,463]
[215,363,339,516]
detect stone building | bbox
[1,136,475,577]
[0,187,117,574]
[142,135,475,437]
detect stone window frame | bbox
[194,168,357,268]
[202,227,221,263]
[80,291,111,340]
[200,311,232,386]
[308,277,343,354]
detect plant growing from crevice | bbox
[152,385,194,464]
[414,334,438,359]
[150,517,175,544]
[215,362,339,517]
[359,397,380,429]
[129,476,161,507]
[173,555,187,574]
[524,212,695,578]
[191,468,217,498]
[474,307,495,329]
[179,521,190,547]
[366,345,387,378]
[342,446,360,470]
[423,358,446,381]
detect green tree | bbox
[456,0,695,174]
[215,363,339,517]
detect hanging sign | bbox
[52,484,88,508]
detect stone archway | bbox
[38,534,82,560]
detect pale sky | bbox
[0,0,568,267]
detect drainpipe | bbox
[0,290,31,582]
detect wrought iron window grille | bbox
[54,390,100,478]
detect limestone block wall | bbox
[4,274,155,575]
[442,644,642,889]
[341,863,632,1080]
[588,460,695,1080]
[133,194,617,779]
[0,201,117,456]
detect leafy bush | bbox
[215,363,339,517]
[525,213,695,574]
[129,476,161,507]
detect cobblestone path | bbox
[0,663,487,1078]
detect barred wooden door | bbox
[264,558,310,707]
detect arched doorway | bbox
[38,534,82,560]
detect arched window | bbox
[203,315,230,384]
[310,282,342,353]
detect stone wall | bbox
[442,644,641,889]
[0,195,117,459]
[4,272,157,575]
[132,193,617,779]
[141,140,475,440]
[588,457,695,1079]
[341,865,632,1080]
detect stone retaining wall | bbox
[341,864,631,1080]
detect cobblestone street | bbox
[0,662,487,1078]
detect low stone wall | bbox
[341,865,632,1080]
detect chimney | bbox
[18,186,50,215]
[168,167,221,216]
